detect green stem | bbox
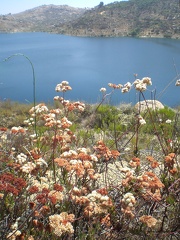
[2,53,37,135]
[141,91,167,155]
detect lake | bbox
[0,32,180,107]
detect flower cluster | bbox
[16,152,27,164]
[83,190,113,218]
[100,87,107,93]
[6,220,22,240]
[29,103,48,116]
[103,76,152,95]
[55,148,100,179]
[70,187,113,218]
[11,126,26,134]
[54,96,85,112]
[49,212,75,237]
[137,115,146,125]
[43,110,61,128]
[108,83,123,89]
[55,81,72,92]
[136,171,164,201]
[121,167,135,187]
[133,77,152,92]
[24,117,35,126]
[121,82,131,93]
[121,166,164,202]
[139,215,157,228]
[146,156,159,169]
[14,150,47,174]
[129,156,140,167]
[164,152,177,175]
[175,79,180,86]
[0,173,26,196]
[93,140,120,161]
[121,192,136,219]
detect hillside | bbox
[0,5,86,33]
[0,0,180,38]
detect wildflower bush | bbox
[0,76,179,240]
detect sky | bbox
[0,0,126,15]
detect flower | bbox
[121,87,129,93]
[49,212,74,237]
[6,230,21,240]
[100,87,106,92]
[164,153,176,170]
[0,173,26,196]
[134,82,147,91]
[29,103,48,116]
[11,126,26,134]
[133,77,152,91]
[55,81,72,92]
[165,119,172,124]
[142,77,152,85]
[139,215,157,228]
[175,79,180,86]
[20,162,36,173]
[137,115,146,125]
[93,141,120,161]
[108,83,122,89]
[16,153,27,164]
[129,157,140,167]
[36,158,48,167]
[48,190,64,203]
[121,82,131,93]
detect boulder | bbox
[135,100,164,112]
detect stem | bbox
[95,90,114,113]
[140,92,167,155]
[2,53,37,135]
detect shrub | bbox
[0,76,179,240]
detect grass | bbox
[0,77,179,240]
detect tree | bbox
[98,2,104,8]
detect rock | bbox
[135,100,164,112]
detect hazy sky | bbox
[1,0,126,15]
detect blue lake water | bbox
[0,32,180,107]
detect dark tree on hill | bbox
[98,2,104,8]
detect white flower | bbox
[36,158,48,167]
[175,79,180,86]
[133,79,141,85]
[166,119,172,124]
[124,147,130,152]
[77,147,89,154]
[138,115,146,125]
[20,162,36,173]
[120,167,131,173]
[100,87,106,92]
[123,192,134,199]
[133,77,152,91]
[142,77,152,85]
[100,195,109,201]
[16,153,27,164]
[55,81,72,92]
[90,154,98,162]
[134,83,147,92]
[69,160,82,165]
[124,82,132,89]
[139,118,146,125]
[61,80,69,85]
[121,87,129,93]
